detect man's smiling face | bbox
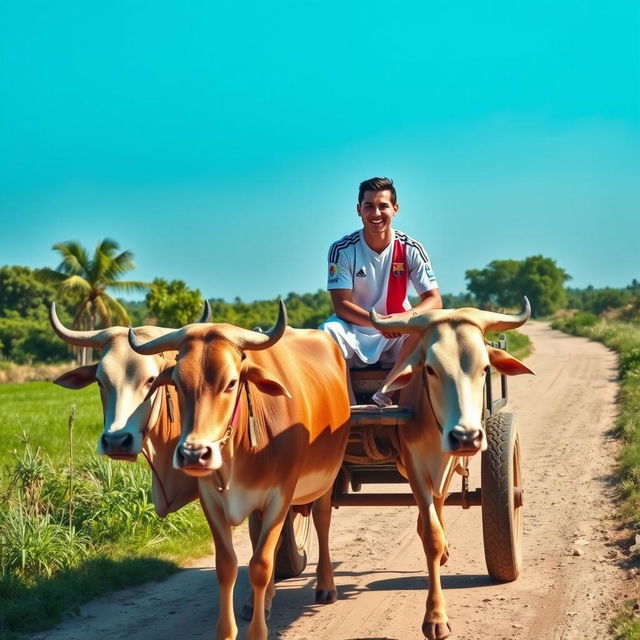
[357,189,398,236]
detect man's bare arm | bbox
[330,289,373,327]
[413,288,443,312]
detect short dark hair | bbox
[358,177,396,205]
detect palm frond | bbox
[107,280,150,294]
[52,242,90,276]
[103,295,131,326]
[103,250,136,282]
[58,275,91,295]
[36,268,67,285]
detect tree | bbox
[465,260,522,309]
[146,279,203,328]
[39,239,148,364]
[465,256,571,317]
[40,239,148,331]
[0,266,59,321]
[516,255,571,317]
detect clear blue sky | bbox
[1,1,638,301]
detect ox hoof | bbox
[315,588,338,604]
[239,603,271,622]
[422,621,451,640]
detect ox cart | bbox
[274,334,523,583]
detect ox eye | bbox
[425,365,436,376]
[226,379,238,391]
[146,376,156,386]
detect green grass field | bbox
[0,380,212,638]
[0,382,103,473]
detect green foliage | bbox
[0,316,70,363]
[465,259,521,308]
[0,266,59,321]
[440,291,477,308]
[485,330,532,362]
[620,347,640,378]
[566,286,634,315]
[465,255,571,317]
[551,311,598,334]
[119,299,148,326]
[611,603,640,640]
[146,278,203,327]
[0,425,211,636]
[0,267,75,363]
[208,290,332,330]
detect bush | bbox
[620,347,640,378]
[552,312,598,334]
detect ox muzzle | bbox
[446,425,484,455]
[175,440,224,475]
[100,431,139,461]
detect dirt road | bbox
[32,322,634,639]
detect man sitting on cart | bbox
[320,176,443,369]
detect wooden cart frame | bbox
[275,335,523,583]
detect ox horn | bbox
[369,306,451,334]
[475,297,532,332]
[128,327,186,355]
[49,302,108,348]
[198,300,211,323]
[233,299,288,350]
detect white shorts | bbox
[319,315,406,368]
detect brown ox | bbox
[128,302,351,640]
[49,302,208,516]
[370,298,534,640]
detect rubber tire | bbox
[274,508,311,580]
[481,412,523,582]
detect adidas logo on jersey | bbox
[355,267,366,278]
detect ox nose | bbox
[176,444,213,468]
[447,427,483,454]
[101,432,134,455]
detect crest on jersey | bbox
[328,263,339,283]
[392,262,405,277]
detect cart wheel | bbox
[274,508,312,580]
[481,412,523,581]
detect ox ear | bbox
[145,366,176,401]
[379,348,424,394]
[54,364,98,389]
[487,346,535,376]
[241,361,292,398]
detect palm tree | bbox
[41,239,149,362]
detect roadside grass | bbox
[551,315,640,638]
[0,384,212,639]
[486,329,532,362]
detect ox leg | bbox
[240,512,278,622]
[417,496,449,566]
[312,489,338,604]
[247,509,288,640]
[417,501,451,640]
[199,496,238,640]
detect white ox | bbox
[49,302,210,515]
[370,298,534,640]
